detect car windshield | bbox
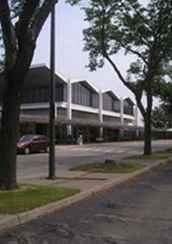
[19,135,34,142]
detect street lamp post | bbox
[49,5,56,179]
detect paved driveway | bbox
[17,139,172,180]
[2,157,172,243]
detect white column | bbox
[99,90,103,138]
[67,79,72,136]
[134,105,138,127]
[134,105,139,137]
[120,97,124,138]
[120,97,124,125]
[55,103,57,119]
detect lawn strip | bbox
[125,151,172,161]
[71,162,143,173]
[0,185,79,214]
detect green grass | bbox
[163,148,172,153]
[125,151,172,161]
[0,185,79,214]
[71,148,172,174]
[70,162,143,173]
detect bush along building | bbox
[0,64,140,143]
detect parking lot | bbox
[2,152,172,243]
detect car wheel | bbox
[24,147,30,154]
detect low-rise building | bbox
[0,64,138,143]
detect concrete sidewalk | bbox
[0,159,168,234]
[22,169,128,191]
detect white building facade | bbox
[0,64,139,143]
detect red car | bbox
[17,134,49,154]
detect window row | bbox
[20,84,133,115]
[22,85,67,103]
[72,83,98,108]
[103,94,120,112]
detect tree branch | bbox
[0,0,16,69]
[104,53,135,92]
[135,94,146,117]
[100,8,136,94]
[105,51,146,117]
[31,0,58,40]
[16,0,40,40]
[99,5,146,118]
[124,45,148,65]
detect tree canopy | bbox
[152,79,172,130]
[0,0,59,72]
[82,0,172,94]
[153,64,172,128]
[152,105,172,129]
[71,0,172,154]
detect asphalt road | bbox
[17,140,172,180]
[1,157,172,243]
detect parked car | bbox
[17,134,49,154]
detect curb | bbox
[0,159,167,234]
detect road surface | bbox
[17,140,172,180]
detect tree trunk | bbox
[0,77,21,190]
[143,113,152,155]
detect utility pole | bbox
[49,5,56,179]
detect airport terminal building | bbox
[0,64,138,143]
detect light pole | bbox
[49,4,56,179]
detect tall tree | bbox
[158,76,172,111]
[152,105,172,129]
[152,77,172,129]
[0,0,58,190]
[151,63,172,129]
[70,0,172,155]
